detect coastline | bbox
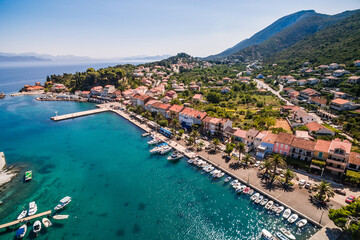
[0,153,18,188]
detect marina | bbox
[0,210,52,230]
[50,107,109,121]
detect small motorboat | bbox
[167,151,184,161]
[224,177,231,182]
[52,215,69,220]
[149,143,167,154]
[141,132,150,137]
[255,195,264,204]
[280,227,296,240]
[28,201,38,216]
[33,220,41,234]
[188,159,194,164]
[16,224,27,239]
[214,171,224,178]
[276,206,285,214]
[236,185,246,193]
[148,138,161,145]
[296,219,308,228]
[243,187,250,194]
[270,203,278,212]
[261,229,274,240]
[250,192,259,201]
[260,198,269,206]
[54,196,72,210]
[17,209,27,220]
[230,180,239,186]
[283,208,291,219]
[288,214,299,224]
[248,189,254,195]
[276,231,289,240]
[159,145,172,154]
[42,218,52,227]
[265,200,274,210]
[24,171,32,181]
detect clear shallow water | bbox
[0,96,318,240]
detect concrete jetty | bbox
[0,152,6,170]
[51,108,109,121]
[0,210,52,229]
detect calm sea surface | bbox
[0,65,318,239]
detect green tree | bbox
[235,142,245,162]
[225,143,234,156]
[243,154,251,165]
[314,181,335,201]
[212,138,220,151]
[284,168,296,184]
[267,154,287,181]
[263,160,272,175]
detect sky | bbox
[0,0,359,58]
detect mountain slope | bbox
[267,11,360,68]
[230,9,359,61]
[206,10,317,60]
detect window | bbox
[281,144,283,148]
[285,145,288,149]
[280,150,282,154]
[318,152,323,158]
[276,143,279,147]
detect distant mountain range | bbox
[0,52,171,63]
[206,9,359,61]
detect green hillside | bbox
[267,11,360,68]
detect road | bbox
[254,79,292,105]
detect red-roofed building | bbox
[133,93,152,107]
[309,97,327,108]
[168,104,185,120]
[300,88,320,100]
[274,133,295,156]
[202,116,232,138]
[192,94,203,102]
[290,137,316,162]
[314,140,331,161]
[326,139,352,176]
[347,152,360,171]
[256,132,278,158]
[330,98,353,111]
[179,107,207,128]
[233,129,247,142]
[306,122,335,136]
[164,90,177,99]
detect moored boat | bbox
[248,189,254,195]
[276,205,285,214]
[255,195,263,204]
[287,214,299,224]
[224,176,231,182]
[42,218,52,227]
[149,143,167,153]
[33,220,41,234]
[188,159,194,164]
[52,215,69,220]
[236,185,246,193]
[260,198,268,206]
[296,218,307,228]
[16,224,27,239]
[159,145,172,154]
[167,151,184,161]
[148,138,161,145]
[17,209,27,220]
[54,196,72,210]
[250,192,259,201]
[265,200,274,210]
[243,187,250,194]
[261,229,274,240]
[0,93,5,99]
[270,203,278,212]
[230,179,239,186]
[141,132,150,137]
[28,201,38,216]
[276,231,289,240]
[24,171,32,181]
[282,208,291,219]
[280,227,296,240]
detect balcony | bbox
[326,165,345,173]
[327,158,347,165]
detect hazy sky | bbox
[0,0,359,58]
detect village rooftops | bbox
[275,132,294,144]
[233,129,247,139]
[329,139,352,154]
[180,107,207,120]
[202,116,221,124]
[349,152,360,166]
[331,98,350,105]
[262,132,277,144]
[133,93,150,101]
[314,139,331,153]
[306,122,330,132]
[291,137,316,151]
[192,94,203,101]
[169,104,184,113]
[309,97,327,105]
[300,88,320,96]
[247,129,259,138]
[281,105,300,112]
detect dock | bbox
[0,210,52,229]
[51,108,109,121]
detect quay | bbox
[50,108,110,121]
[0,210,52,229]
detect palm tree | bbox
[267,154,287,181]
[235,142,245,162]
[314,181,335,201]
[190,130,199,146]
[263,160,271,174]
[284,168,296,185]
[212,138,220,151]
[243,154,251,165]
[172,119,180,130]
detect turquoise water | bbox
[0,96,318,239]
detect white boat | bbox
[265,200,274,210]
[280,227,296,240]
[276,231,289,240]
[282,208,291,219]
[204,166,214,173]
[250,192,259,201]
[159,145,172,154]
[16,224,27,239]
[261,229,274,240]
[260,198,268,206]
[188,159,194,164]
[148,138,161,145]
[33,220,41,234]
[28,201,38,216]
[248,189,254,195]
[224,177,231,182]
[233,183,242,189]
[42,218,52,227]
[270,203,278,212]
[213,171,224,178]
[54,196,72,210]
[296,219,308,228]
[230,180,239,186]
[141,132,150,137]
[149,143,167,153]
[236,185,246,193]
[276,206,285,214]
[167,151,184,161]
[17,210,27,220]
[52,214,69,220]
[255,195,264,204]
[288,214,299,224]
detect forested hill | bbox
[267,11,360,69]
[229,9,359,62]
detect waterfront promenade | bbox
[50,108,109,121]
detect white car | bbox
[254,161,261,167]
[232,152,239,158]
[299,179,306,186]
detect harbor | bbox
[0,210,51,229]
[50,107,110,121]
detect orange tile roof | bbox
[330,139,352,154]
[169,104,184,113]
[331,98,350,105]
[275,132,295,144]
[306,122,328,132]
[314,140,331,152]
[291,137,316,151]
[349,152,360,166]
[233,129,247,139]
[180,107,207,119]
[262,133,277,144]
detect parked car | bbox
[305,183,311,189]
[232,152,239,158]
[254,161,261,167]
[334,188,346,196]
[345,196,356,204]
[299,179,306,186]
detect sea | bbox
[0,63,318,239]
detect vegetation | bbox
[345,170,360,187]
[284,168,296,184]
[235,142,245,162]
[267,154,287,181]
[313,181,335,202]
[329,199,360,239]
